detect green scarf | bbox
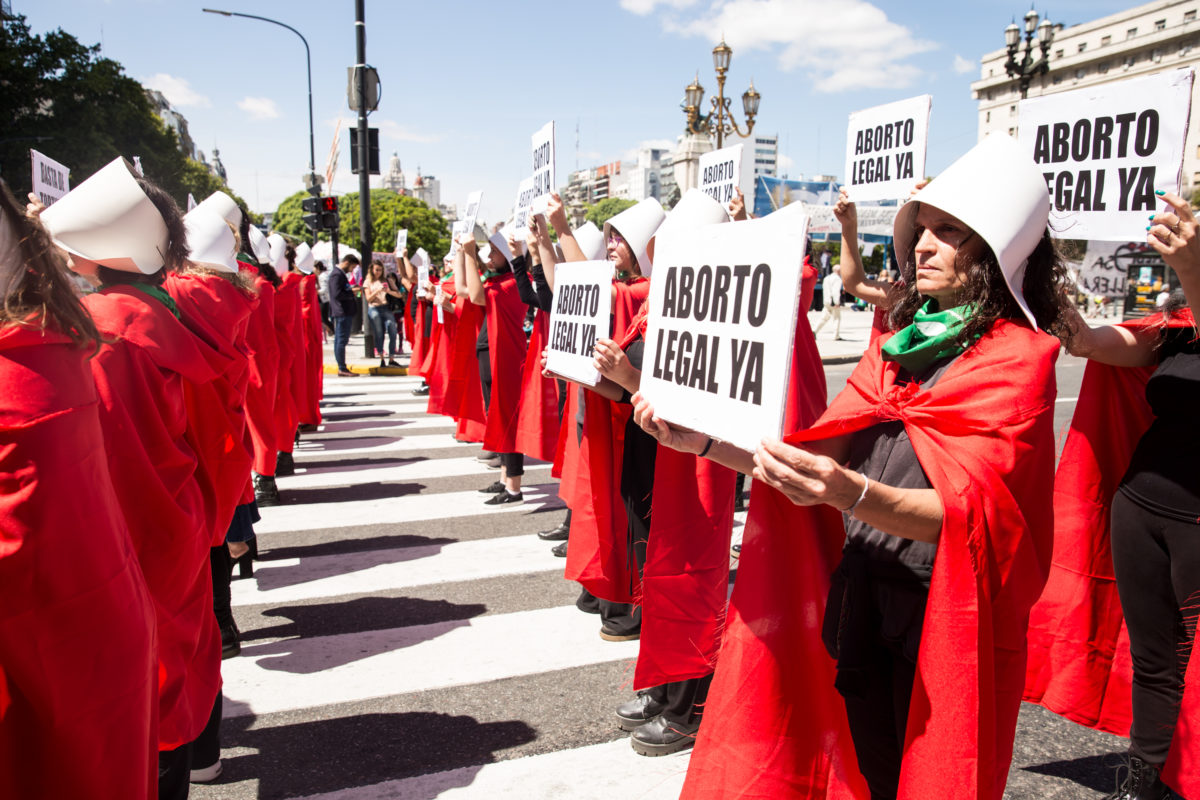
[881,299,975,372]
[128,283,181,320]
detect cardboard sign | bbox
[803,203,898,237]
[531,121,556,214]
[513,176,536,240]
[1019,69,1194,242]
[434,282,445,324]
[844,94,931,203]
[640,213,809,452]
[396,228,408,253]
[698,144,754,206]
[30,150,70,206]
[545,260,611,386]
[446,219,469,261]
[462,191,483,237]
[415,247,432,293]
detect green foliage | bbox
[272,190,450,262]
[0,14,256,218]
[585,198,636,229]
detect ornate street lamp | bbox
[682,37,761,148]
[1004,8,1055,98]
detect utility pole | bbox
[355,0,373,358]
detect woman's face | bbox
[606,230,637,276]
[486,247,507,271]
[371,263,384,280]
[911,204,984,305]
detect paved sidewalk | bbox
[321,307,881,377]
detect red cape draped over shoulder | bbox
[684,320,1060,799]
[165,272,255,542]
[274,272,303,455]
[410,299,429,376]
[240,263,279,476]
[444,296,487,442]
[424,282,457,416]
[563,278,650,603]
[0,324,158,800]
[481,273,530,455]
[82,287,224,751]
[298,273,323,425]
[801,255,818,315]
[515,310,560,462]
[1023,312,1198,797]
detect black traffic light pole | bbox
[355,0,375,360]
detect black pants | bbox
[191,693,223,771]
[644,673,714,726]
[211,545,234,632]
[599,421,658,636]
[840,641,918,800]
[478,348,524,477]
[158,743,191,800]
[1111,490,1200,765]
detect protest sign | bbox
[373,252,399,275]
[545,261,611,386]
[30,150,70,206]
[513,176,535,240]
[462,191,483,235]
[640,212,809,452]
[698,144,754,206]
[395,228,408,253]
[434,282,445,325]
[844,94,931,203]
[446,219,469,261]
[803,203,898,237]
[531,121,556,214]
[1019,68,1194,241]
[414,247,432,293]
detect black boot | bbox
[276,451,295,476]
[220,621,241,659]
[253,473,280,506]
[630,715,700,757]
[1105,755,1171,800]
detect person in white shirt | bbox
[813,263,845,339]
[1156,283,1171,309]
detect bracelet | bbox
[843,473,870,517]
[698,437,714,458]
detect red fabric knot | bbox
[878,380,922,420]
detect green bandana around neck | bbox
[880,299,975,372]
[129,283,181,320]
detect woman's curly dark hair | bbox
[889,217,1075,348]
[0,179,100,352]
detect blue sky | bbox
[19,0,1137,223]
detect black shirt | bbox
[328,267,356,317]
[1119,325,1200,522]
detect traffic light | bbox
[301,195,321,230]
[319,196,339,230]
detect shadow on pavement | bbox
[241,595,488,642]
[281,480,426,505]
[1021,751,1127,793]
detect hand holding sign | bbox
[752,439,862,511]
[630,391,709,457]
[593,338,639,394]
[547,192,569,237]
[1148,191,1200,283]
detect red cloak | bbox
[443,296,487,443]
[424,283,457,416]
[563,279,650,603]
[165,271,255,542]
[801,255,818,316]
[514,310,560,462]
[410,298,429,375]
[274,272,303,455]
[683,321,1060,799]
[298,273,323,425]
[240,263,279,477]
[481,272,530,455]
[0,324,158,800]
[1023,313,1198,796]
[83,286,224,751]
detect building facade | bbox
[752,134,779,179]
[971,0,1200,192]
[381,152,407,194]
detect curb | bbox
[323,364,409,377]
[820,354,863,365]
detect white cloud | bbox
[238,97,281,120]
[778,153,795,169]
[953,54,976,75]
[324,117,441,144]
[142,73,210,108]
[658,0,937,93]
[620,0,699,15]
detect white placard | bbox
[30,150,70,206]
[396,228,408,253]
[435,282,445,324]
[513,176,536,241]
[446,219,469,261]
[416,247,432,294]
[1019,69,1194,242]
[545,261,611,387]
[640,214,809,452]
[844,94,931,203]
[698,144,754,206]
[461,191,483,237]
[802,203,898,237]
[531,121,556,214]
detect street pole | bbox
[355,0,374,359]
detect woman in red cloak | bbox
[270,235,303,477]
[1026,193,1200,800]
[423,260,460,415]
[41,158,227,800]
[1,180,157,800]
[238,221,282,507]
[634,134,1075,799]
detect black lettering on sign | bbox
[1118,166,1156,211]
[1032,110,1160,164]
[1044,169,1108,212]
[854,119,916,155]
[579,324,597,355]
[728,339,764,405]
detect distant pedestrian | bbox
[812,263,844,339]
[330,254,359,376]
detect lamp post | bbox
[682,37,761,148]
[1004,8,1055,99]
[202,8,320,195]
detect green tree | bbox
[1,15,255,216]
[585,198,636,228]
[272,189,450,262]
